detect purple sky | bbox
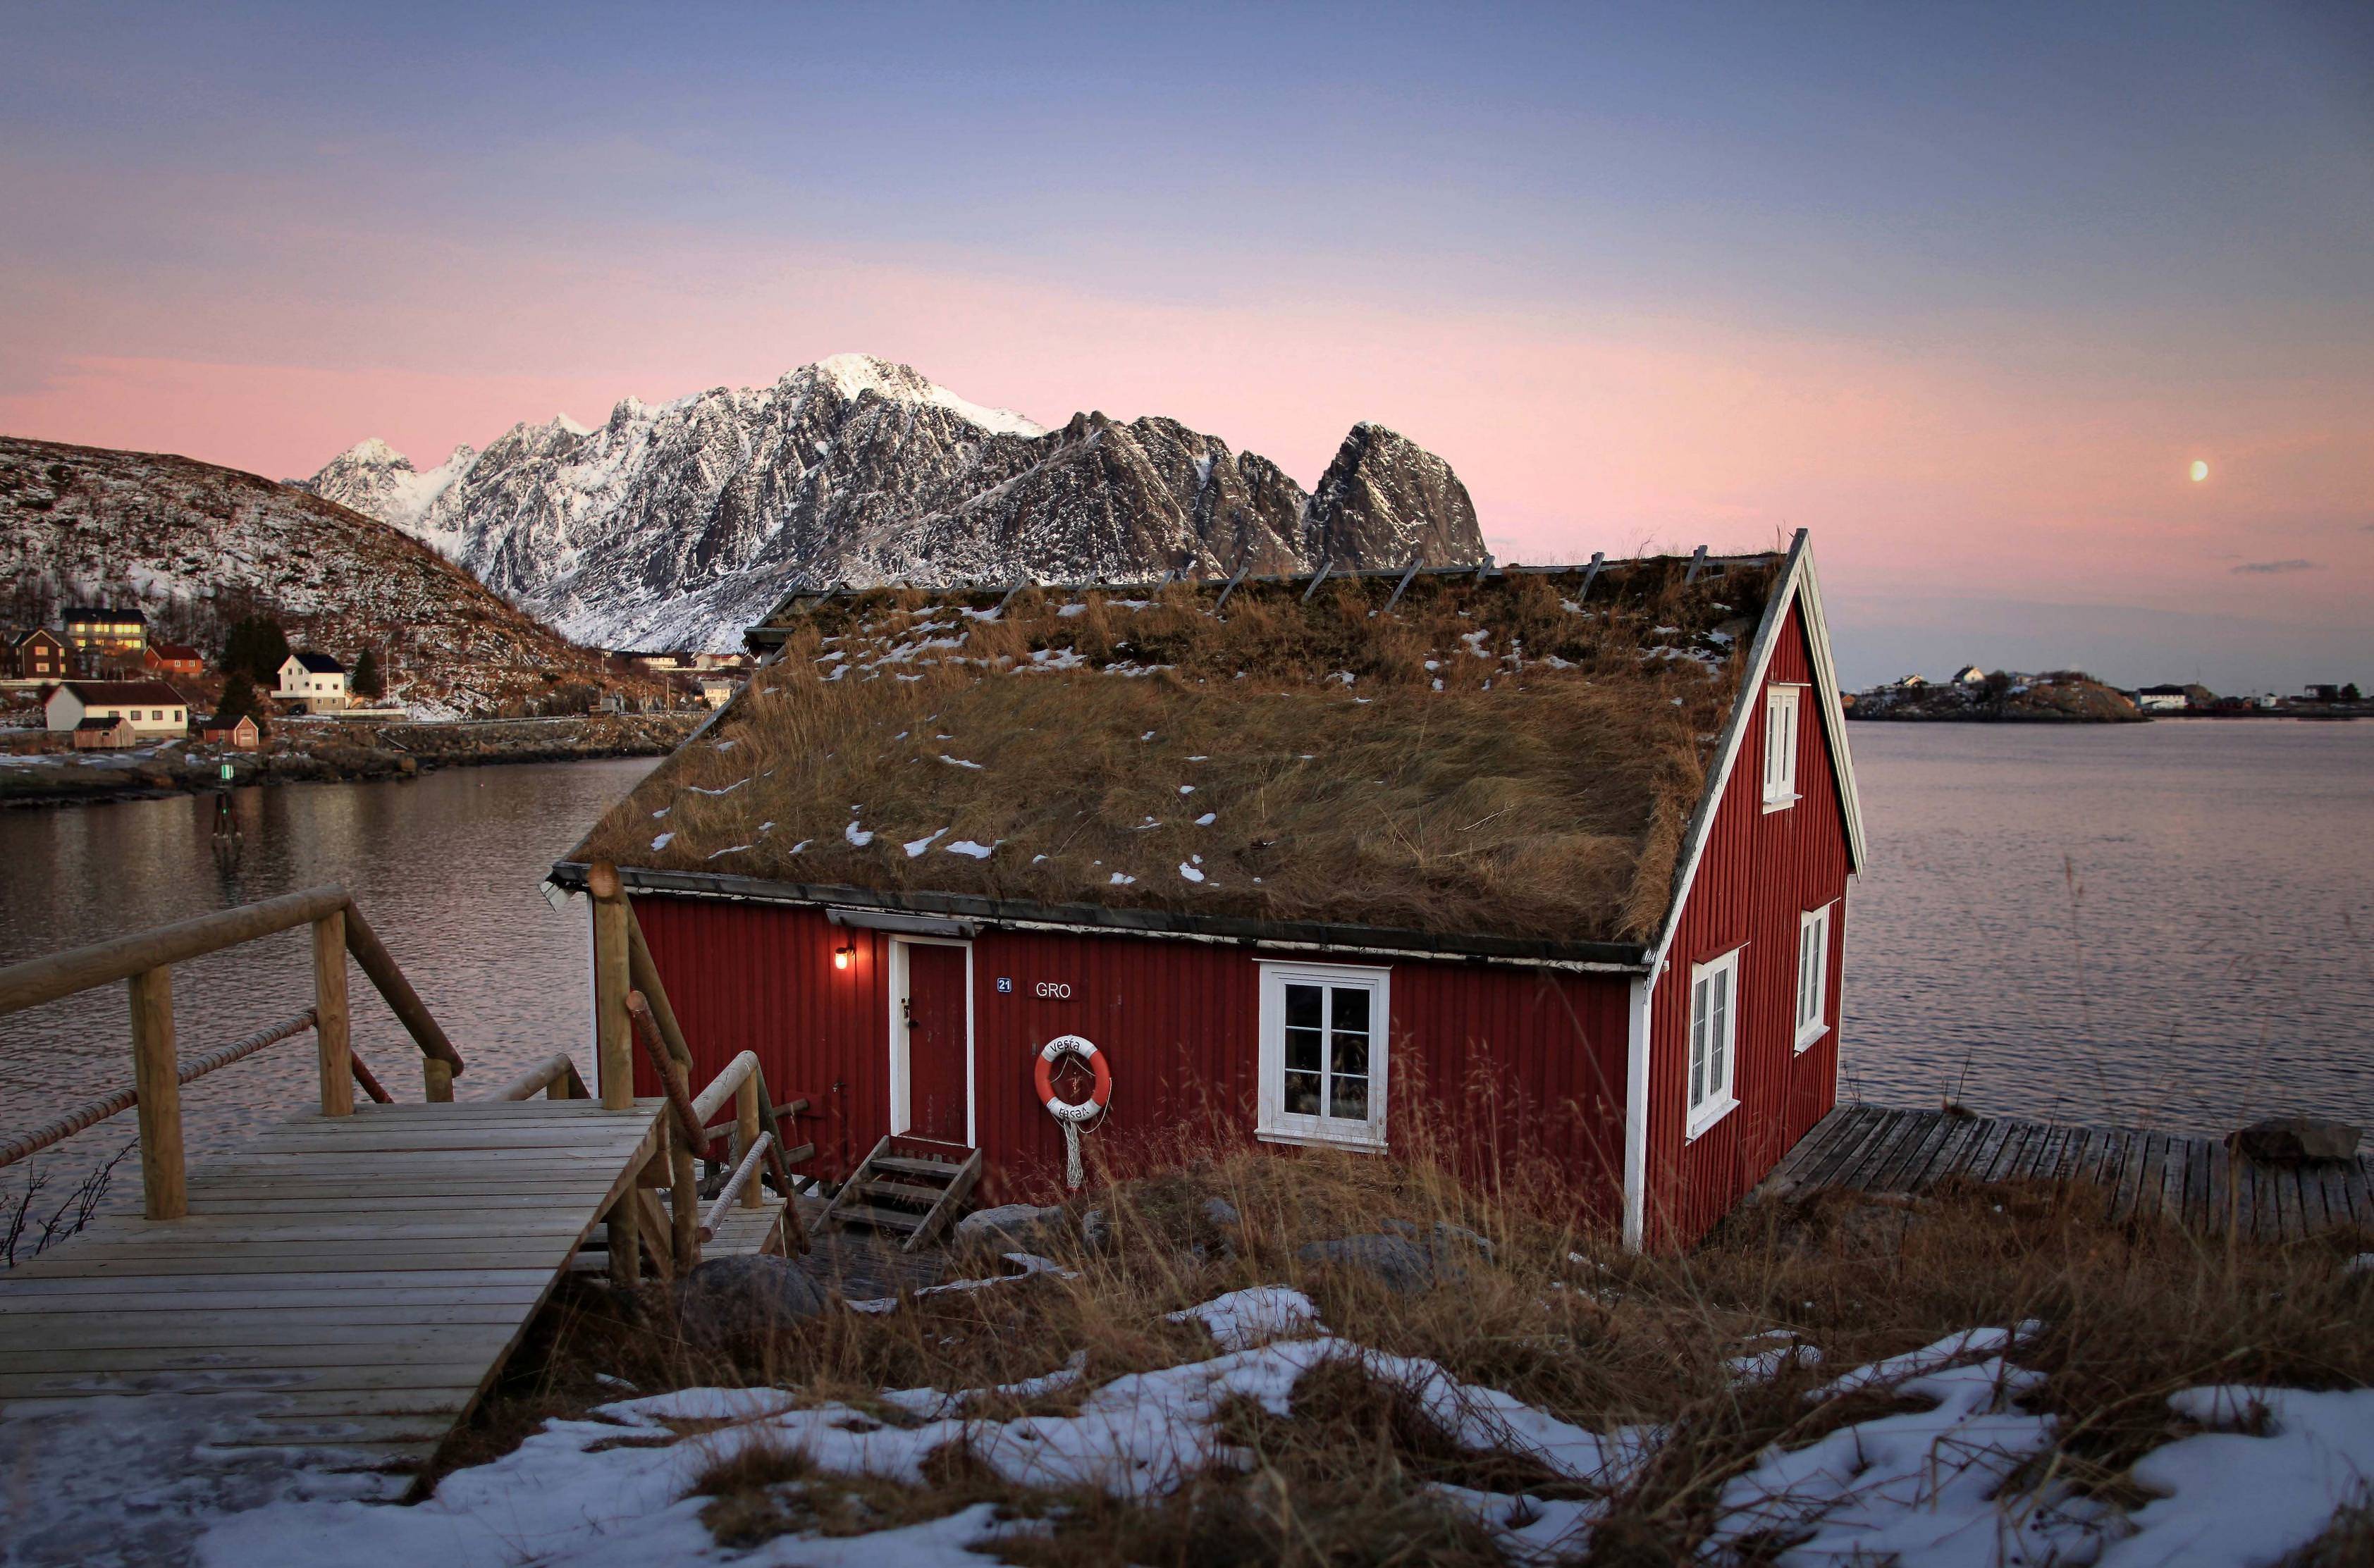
[4,3,2368,689]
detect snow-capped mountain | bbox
[305,355,1485,652]
[1,436,635,718]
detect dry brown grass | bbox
[441,1125,2374,1560]
[574,560,1773,943]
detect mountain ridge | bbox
[1,436,639,719]
[305,356,1486,652]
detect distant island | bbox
[1847,667,2366,723]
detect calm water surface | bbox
[0,761,653,1198]
[1839,722,2373,1135]
[1,726,2368,1206]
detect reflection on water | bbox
[0,760,655,1196]
[2,727,2368,1207]
[1841,722,2374,1136]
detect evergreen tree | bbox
[352,647,384,699]
[221,615,289,684]
[215,670,266,736]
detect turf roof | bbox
[570,557,1779,948]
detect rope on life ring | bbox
[1035,1034,1111,1190]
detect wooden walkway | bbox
[0,1097,672,1467]
[1765,1104,2374,1242]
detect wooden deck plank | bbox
[1880,1113,1961,1194]
[2326,1157,2364,1233]
[1796,1106,1885,1192]
[0,1094,665,1470]
[1955,1120,2015,1187]
[1766,1108,1858,1194]
[1981,1121,2038,1184]
[1907,1115,1984,1192]
[2275,1161,2306,1243]
[1837,1111,1916,1192]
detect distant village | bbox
[1,603,751,754]
[1849,663,2366,722]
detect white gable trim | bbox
[1646,529,1866,979]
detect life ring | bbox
[1035,1034,1111,1122]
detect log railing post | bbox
[667,1056,699,1266]
[735,1073,765,1211]
[423,1058,455,1102]
[312,909,352,1117]
[607,1189,641,1287]
[127,965,185,1220]
[586,863,633,1110]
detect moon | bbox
[2189,459,2210,483]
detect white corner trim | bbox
[1620,970,1653,1252]
[1648,530,1866,977]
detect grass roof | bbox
[570,557,1778,947]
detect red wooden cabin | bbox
[556,532,1864,1248]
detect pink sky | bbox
[4,5,2368,690]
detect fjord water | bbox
[0,760,653,1194]
[1841,722,2373,1135]
[1,725,2368,1200]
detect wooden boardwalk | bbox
[0,1097,671,1467]
[1765,1104,2374,1242]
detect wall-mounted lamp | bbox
[833,941,855,972]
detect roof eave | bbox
[546,860,1654,973]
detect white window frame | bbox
[1795,904,1831,1051]
[1762,684,1803,811]
[1685,946,1742,1139]
[1257,961,1390,1150]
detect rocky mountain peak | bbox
[308,357,1485,651]
[1306,421,1482,569]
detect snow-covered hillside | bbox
[305,354,1486,653]
[1,437,632,718]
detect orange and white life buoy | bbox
[1035,1034,1109,1188]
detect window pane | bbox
[1331,1075,1369,1122]
[1284,1070,1322,1116]
[1691,1049,1706,1107]
[1285,1026,1322,1075]
[1329,985,1369,1039]
[1286,984,1322,1032]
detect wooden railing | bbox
[585,860,815,1280]
[0,886,467,1221]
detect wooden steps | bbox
[821,1136,982,1252]
[1761,1104,2374,1242]
[0,1096,667,1471]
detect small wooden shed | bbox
[556,532,1864,1248]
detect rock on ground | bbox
[674,1254,828,1347]
[952,1203,1066,1257]
[2230,1116,2361,1163]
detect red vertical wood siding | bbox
[631,898,1634,1218]
[1642,598,1852,1247]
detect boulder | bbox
[2230,1116,2361,1163]
[1081,1206,1112,1252]
[1296,1233,1453,1294]
[674,1254,827,1347]
[1201,1197,1242,1230]
[952,1203,1066,1257]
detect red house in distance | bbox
[558,531,1866,1249]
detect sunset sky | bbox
[4,2,2368,690]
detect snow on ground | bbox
[17,1307,2374,1567]
[1167,1285,1324,1351]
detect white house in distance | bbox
[1950,665,1987,685]
[44,679,189,736]
[277,651,350,713]
[2135,684,2191,712]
